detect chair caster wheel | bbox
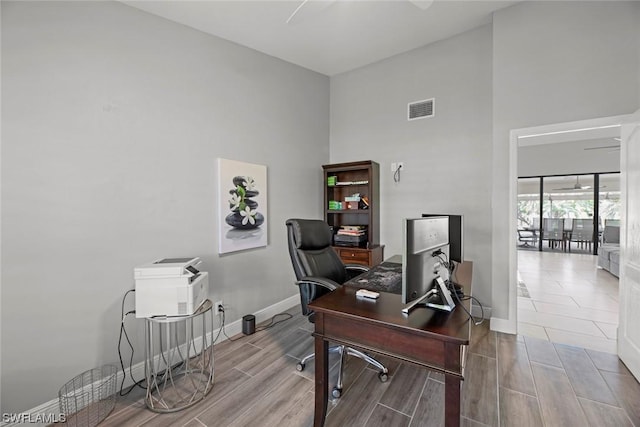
[378,372,388,382]
[332,387,342,398]
[296,362,305,372]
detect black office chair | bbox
[285,218,388,398]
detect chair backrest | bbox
[564,218,573,231]
[571,219,594,241]
[543,218,564,239]
[286,218,348,318]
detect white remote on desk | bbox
[356,289,380,299]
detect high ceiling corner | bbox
[120,0,520,76]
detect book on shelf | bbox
[335,180,369,186]
[337,230,365,236]
[340,225,366,231]
[337,225,367,236]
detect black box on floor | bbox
[242,314,255,335]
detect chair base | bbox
[297,345,388,398]
[518,241,536,248]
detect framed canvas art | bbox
[218,158,268,254]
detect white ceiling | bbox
[122,0,521,76]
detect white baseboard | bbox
[490,316,517,334]
[0,295,300,427]
[471,303,491,320]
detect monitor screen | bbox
[421,214,464,263]
[402,217,450,305]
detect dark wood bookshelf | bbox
[322,160,383,267]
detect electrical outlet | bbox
[391,162,404,172]
[215,300,224,313]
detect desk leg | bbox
[314,336,329,427]
[444,373,461,427]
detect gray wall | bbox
[492,1,640,320]
[1,1,328,412]
[330,25,494,308]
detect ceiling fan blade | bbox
[286,0,336,25]
[552,177,586,191]
[553,175,608,191]
[408,0,434,10]
[287,0,432,25]
[552,185,611,191]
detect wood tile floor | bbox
[517,250,620,353]
[96,304,640,427]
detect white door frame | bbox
[505,114,630,334]
[617,109,640,378]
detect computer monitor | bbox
[421,214,464,263]
[402,217,452,313]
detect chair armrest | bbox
[296,276,341,292]
[345,264,369,273]
[344,264,369,280]
[296,276,341,317]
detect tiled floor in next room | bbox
[517,249,620,354]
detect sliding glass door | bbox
[517,172,620,254]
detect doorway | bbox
[509,116,625,352]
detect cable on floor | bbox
[217,307,293,342]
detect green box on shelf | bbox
[329,200,342,210]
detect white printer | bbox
[134,257,209,318]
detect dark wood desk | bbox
[308,261,472,427]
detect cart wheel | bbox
[378,372,388,382]
[296,362,305,372]
[332,387,342,398]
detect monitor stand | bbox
[402,277,456,314]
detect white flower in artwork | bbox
[240,206,257,225]
[228,193,241,211]
[224,171,264,231]
[243,176,256,191]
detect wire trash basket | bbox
[58,364,117,427]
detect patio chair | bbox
[542,218,565,251]
[517,229,538,247]
[569,219,594,252]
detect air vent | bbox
[408,98,435,121]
